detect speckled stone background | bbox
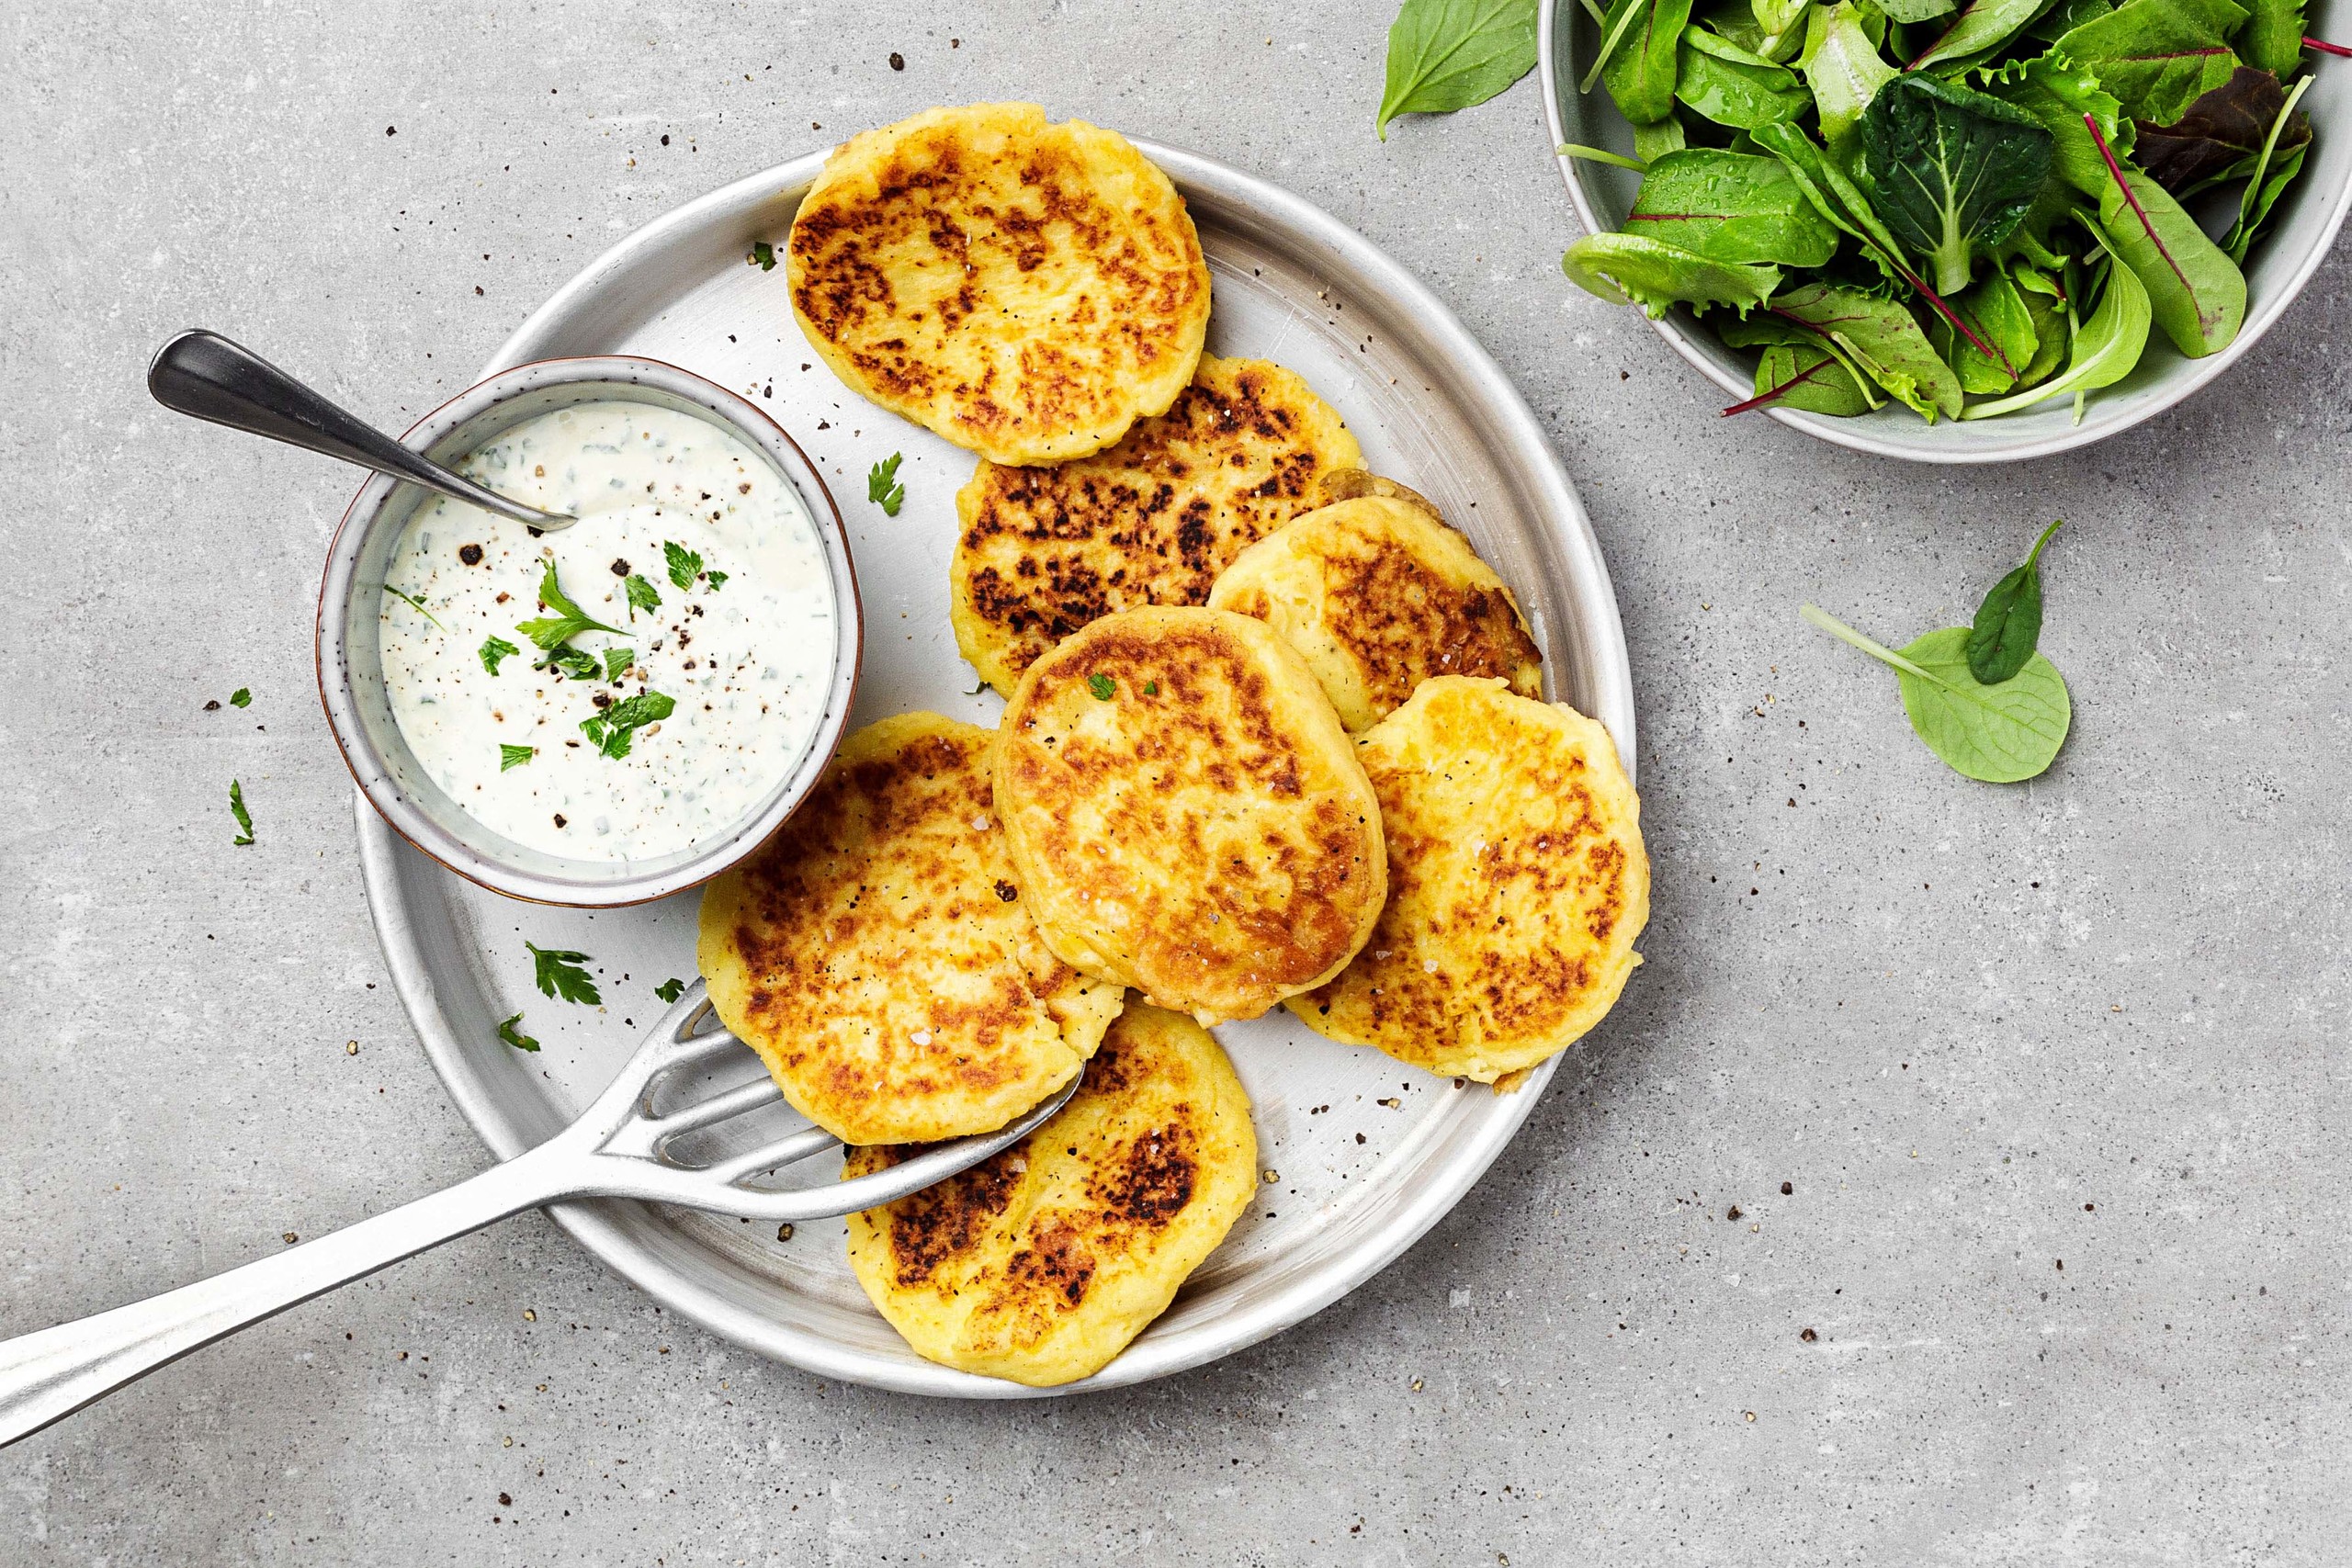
[5,2,2348,1562]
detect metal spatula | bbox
[0,982,1072,1448]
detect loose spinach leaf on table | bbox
[2086,119,2247,355]
[1563,231,1783,315]
[1628,149,1842,264]
[1803,605,2071,782]
[1964,226,2153,417]
[1860,73,2054,294]
[1598,0,1696,122]
[1905,0,2063,71]
[2051,0,2247,126]
[1798,1,1899,143]
[526,942,602,1006]
[2239,0,2307,75]
[1379,0,1540,138]
[1968,518,2064,682]
[2132,64,2308,195]
[1769,280,1967,418]
[1678,27,1815,127]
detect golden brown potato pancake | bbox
[1292,677,1647,1080]
[786,103,1211,466]
[993,606,1385,1026]
[1209,491,1544,732]
[845,1003,1256,1386]
[949,355,1363,695]
[697,712,1123,1145]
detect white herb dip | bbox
[378,401,836,862]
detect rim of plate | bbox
[1536,0,2352,465]
[359,139,1634,1396]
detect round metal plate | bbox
[356,141,1635,1396]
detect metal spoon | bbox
[0,981,1076,1447]
[147,330,577,530]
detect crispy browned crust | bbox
[1208,493,1544,732]
[992,606,1385,1025]
[1290,678,1647,1080]
[696,713,1121,1145]
[844,1003,1257,1386]
[949,355,1363,694]
[786,103,1210,466]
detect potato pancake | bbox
[1209,491,1544,732]
[1292,677,1647,1080]
[949,355,1363,695]
[786,103,1211,466]
[697,712,1123,1145]
[845,1003,1256,1387]
[993,606,1385,1026]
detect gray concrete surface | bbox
[4,2,2348,1562]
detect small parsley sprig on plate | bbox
[228,779,254,846]
[497,1013,540,1053]
[229,687,252,708]
[526,942,601,1006]
[867,453,905,516]
[654,977,686,1003]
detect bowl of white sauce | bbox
[317,356,861,906]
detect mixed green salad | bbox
[1558,0,2324,422]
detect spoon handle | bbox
[147,330,569,529]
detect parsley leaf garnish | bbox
[525,942,601,1006]
[605,646,635,682]
[1087,673,1115,700]
[516,560,624,649]
[385,585,445,629]
[537,644,602,682]
[229,687,252,708]
[867,453,905,516]
[663,541,703,591]
[580,690,676,760]
[625,573,662,617]
[499,743,535,772]
[703,570,728,592]
[228,779,254,845]
[654,977,685,1003]
[749,240,776,271]
[497,1012,540,1053]
[480,636,521,675]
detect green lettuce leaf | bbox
[1563,231,1784,315]
[1677,26,1815,126]
[2051,0,2247,125]
[1628,149,1843,264]
[1770,279,1967,417]
[2096,158,2248,354]
[1799,1,1900,144]
[1860,73,2054,293]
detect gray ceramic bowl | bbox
[316,356,862,907]
[1540,0,2352,462]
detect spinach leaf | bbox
[1860,73,2054,294]
[1563,232,1784,314]
[1906,0,2063,70]
[1603,0,1698,122]
[1677,27,1814,127]
[2011,263,2073,383]
[1628,150,1842,264]
[1876,0,1960,19]
[2052,0,2247,125]
[2132,65,2308,195]
[2239,0,2308,75]
[1770,280,1966,418]
[1963,228,2152,417]
[1799,1,1899,143]
[1379,0,1541,139]
[1930,265,2040,389]
[1745,340,1884,412]
[2225,76,2313,260]
[1747,0,1818,57]
[1977,51,2131,197]
[1721,313,1891,411]
[2087,120,2247,355]
[1803,606,2071,783]
[2026,0,2113,40]
[1634,115,1691,160]
[1967,518,2064,683]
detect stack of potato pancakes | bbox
[696,103,1649,1386]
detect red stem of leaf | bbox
[1905,7,1969,70]
[2306,35,2352,57]
[1722,355,1836,417]
[2084,110,2197,304]
[1882,258,2012,375]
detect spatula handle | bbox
[0,1146,566,1449]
